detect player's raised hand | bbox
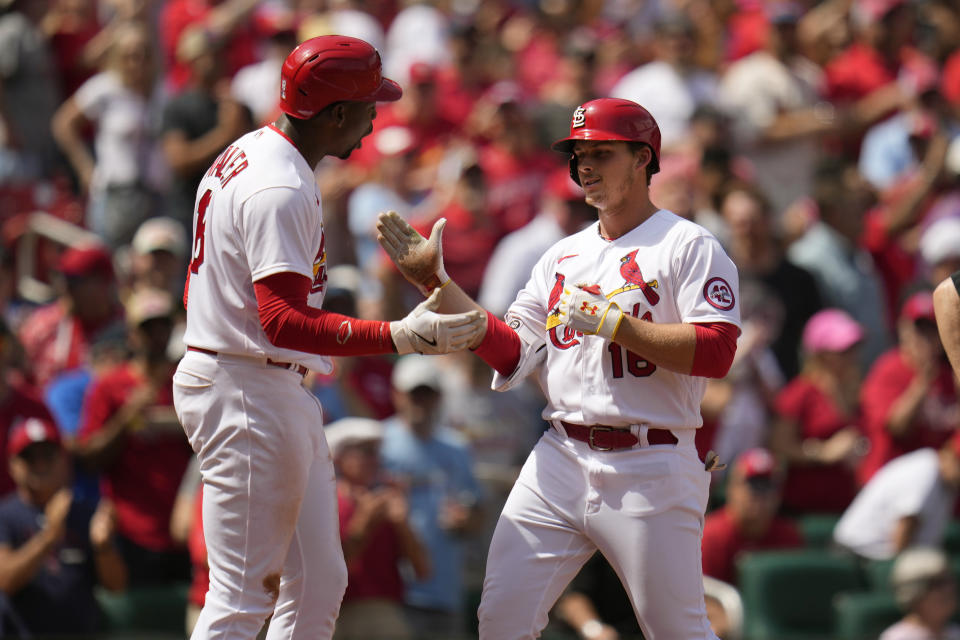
[557,283,625,341]
[390,289,487,354]
[376,211,450,295]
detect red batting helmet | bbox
[279,35,402,120]
[552,98,661,184]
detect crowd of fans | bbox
[3,0,960,638]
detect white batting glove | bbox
[557,283,625,340]
[377,211,450,296]
[390,289,486,355]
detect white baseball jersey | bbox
[495,209,741,429]
[182,124,332,374]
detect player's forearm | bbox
[613,317,697,375]
[433,279,485,316]
[934,275,960,380]
[254,272,394,356]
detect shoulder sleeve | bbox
[673,233,741,328]
[491,252,553,391]
[240,187,318,283]
[73,73,110,120]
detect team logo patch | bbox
[703,277,735,310]
[336,320,352,344]
[572,106,586,128]
[508,319,521,330]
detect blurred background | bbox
[3,0,960,638]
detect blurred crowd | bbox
[3,0,960,638]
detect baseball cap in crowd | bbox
[766,2,804,24]
[125,288,174,326]
[802,309,864,353]
[920,218,960,268]
[58,245,114,280]
[325,417,384,457]
[7,417,62,458]
[547,167,585,202]
[132,217,187,258]
[900,290,937,324]
[890,546,953,610]
[409,62,438,86]
[391,354,444,393]
[733,448,781,492]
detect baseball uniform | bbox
[477,209,741,640]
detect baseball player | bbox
[377,98,741,639]
[171,36,485,640]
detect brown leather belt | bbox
[560,421,678,451]
[187,346,308,377]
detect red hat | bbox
[547,167,585,202]
[735,447,779,480]
[58,245,114,279]
[7,417,62,458]
[901,291,936,323]
[409,62,438,85]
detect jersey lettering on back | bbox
[205,144,250,189]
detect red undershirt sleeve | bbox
[691,322,739,378]
[253,271,394,356]
[472,311,522,377]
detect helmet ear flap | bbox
[568,155,581,186]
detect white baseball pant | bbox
[173,350,347,640]
[477,427,717,640]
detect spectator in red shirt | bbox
[701,448,803,586]
[771,309,866,514]
[859,290,960,484]
[327,417,430,640]
[0,319,56,498]
[18,245,123,389]
[158,0,259,94]
[473,82,560,236]
[74,288,192,586]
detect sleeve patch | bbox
[703,277,736,310]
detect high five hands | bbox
[377,211,449,295]
[379,211,485,354]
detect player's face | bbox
[335,101,378,159]
[572,141,644,211]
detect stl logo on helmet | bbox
[572,106,586,128]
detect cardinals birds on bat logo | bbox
[607,250,660,304]
[545,273,566,330]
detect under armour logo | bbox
[572,106,586,128]
[580,301,599,315]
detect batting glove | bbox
[377,211,450,296]
[390,289,486,354]
[557,283,625,340]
